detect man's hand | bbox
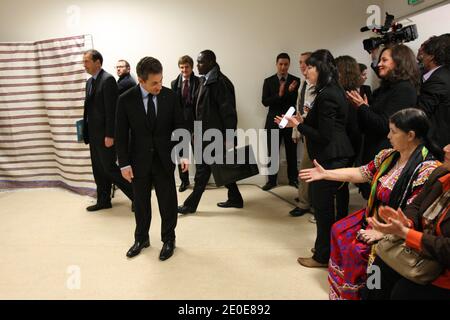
[180,158,189,173]
[121,167,134,183]
[288,80,299,92]
[105,137,114,148]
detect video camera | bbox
[361,12,418,53]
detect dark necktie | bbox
[300,81,307,111]
[88,78,96,97]
[182,79,190,103]
[147,94,157,128]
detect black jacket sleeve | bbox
[103,76,119,138]
[358,81,417,136]
[298,92,337,145]
[115,94,130,168]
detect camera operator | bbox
[347,44,420,199]
[417,35,450,149]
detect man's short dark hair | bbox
[85,49,103,65]
[178,55,194,68]
[422,36,447,66]
[118,59,130,68]
[277,53,290,62]
[200,50,216,64]
[136,57,163,81]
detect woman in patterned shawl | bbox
[299,108,443,300]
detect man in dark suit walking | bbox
[116,57,187,261]
[82,50,133,212]
[178,50,244,214]
[171,55,199,192]
[262,53,300,191]
[116,59,137,95]
[417,35,450,149]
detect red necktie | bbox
[182,79,189,102]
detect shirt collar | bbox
[92,69,101,80]
[139,84,150,98]
[423,66,442,82]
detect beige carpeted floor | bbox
[0,184,365,300]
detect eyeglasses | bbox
[116,66,126,69]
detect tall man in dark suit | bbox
[178,50,244,214]
[171,55,199,192]
[262,53,300,191]
[116,57,187,261]
[82,50,133,212]
[417,35,450,149]
[116,59,137,95]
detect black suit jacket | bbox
[297,82,354,163]
[83,69,118,144]
[418,66,450,149]
[262,74,300,129]
[358,80,417,164]
[117,74,137,95]
[171,73,199,132]
[196,66,237,133]
[115,86,184,177]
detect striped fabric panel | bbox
[0,35,96,197]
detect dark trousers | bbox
[89,142,133,204]
[132,155,177,243]
[310,157,350,264]
[183,162,243,209]
[266,128,298,184]
[177,165,190,184]
[365,257,450,300]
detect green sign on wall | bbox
[408,0,424,5]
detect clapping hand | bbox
[346,90,368,108]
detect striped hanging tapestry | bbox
[0,35,96,197]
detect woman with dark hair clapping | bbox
[275,49,354,268]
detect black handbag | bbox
[210,145,259,187]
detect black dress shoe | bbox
[262,182,277,191]
[86,203,112,212]
[178,205,196,214]
[217,200,244,208]
[289,207,310,217]
[178,181,190,192]
[159,240,175,261]
[126,240,150,258]
[289,181,299,189]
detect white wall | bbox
[398,3,450,56]
[0,0,390,184]
[384,0,449,19]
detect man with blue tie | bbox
[115,57,187,261]
[82,50,134,212]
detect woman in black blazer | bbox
[276,49,354,268]
[347,44,420,199]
